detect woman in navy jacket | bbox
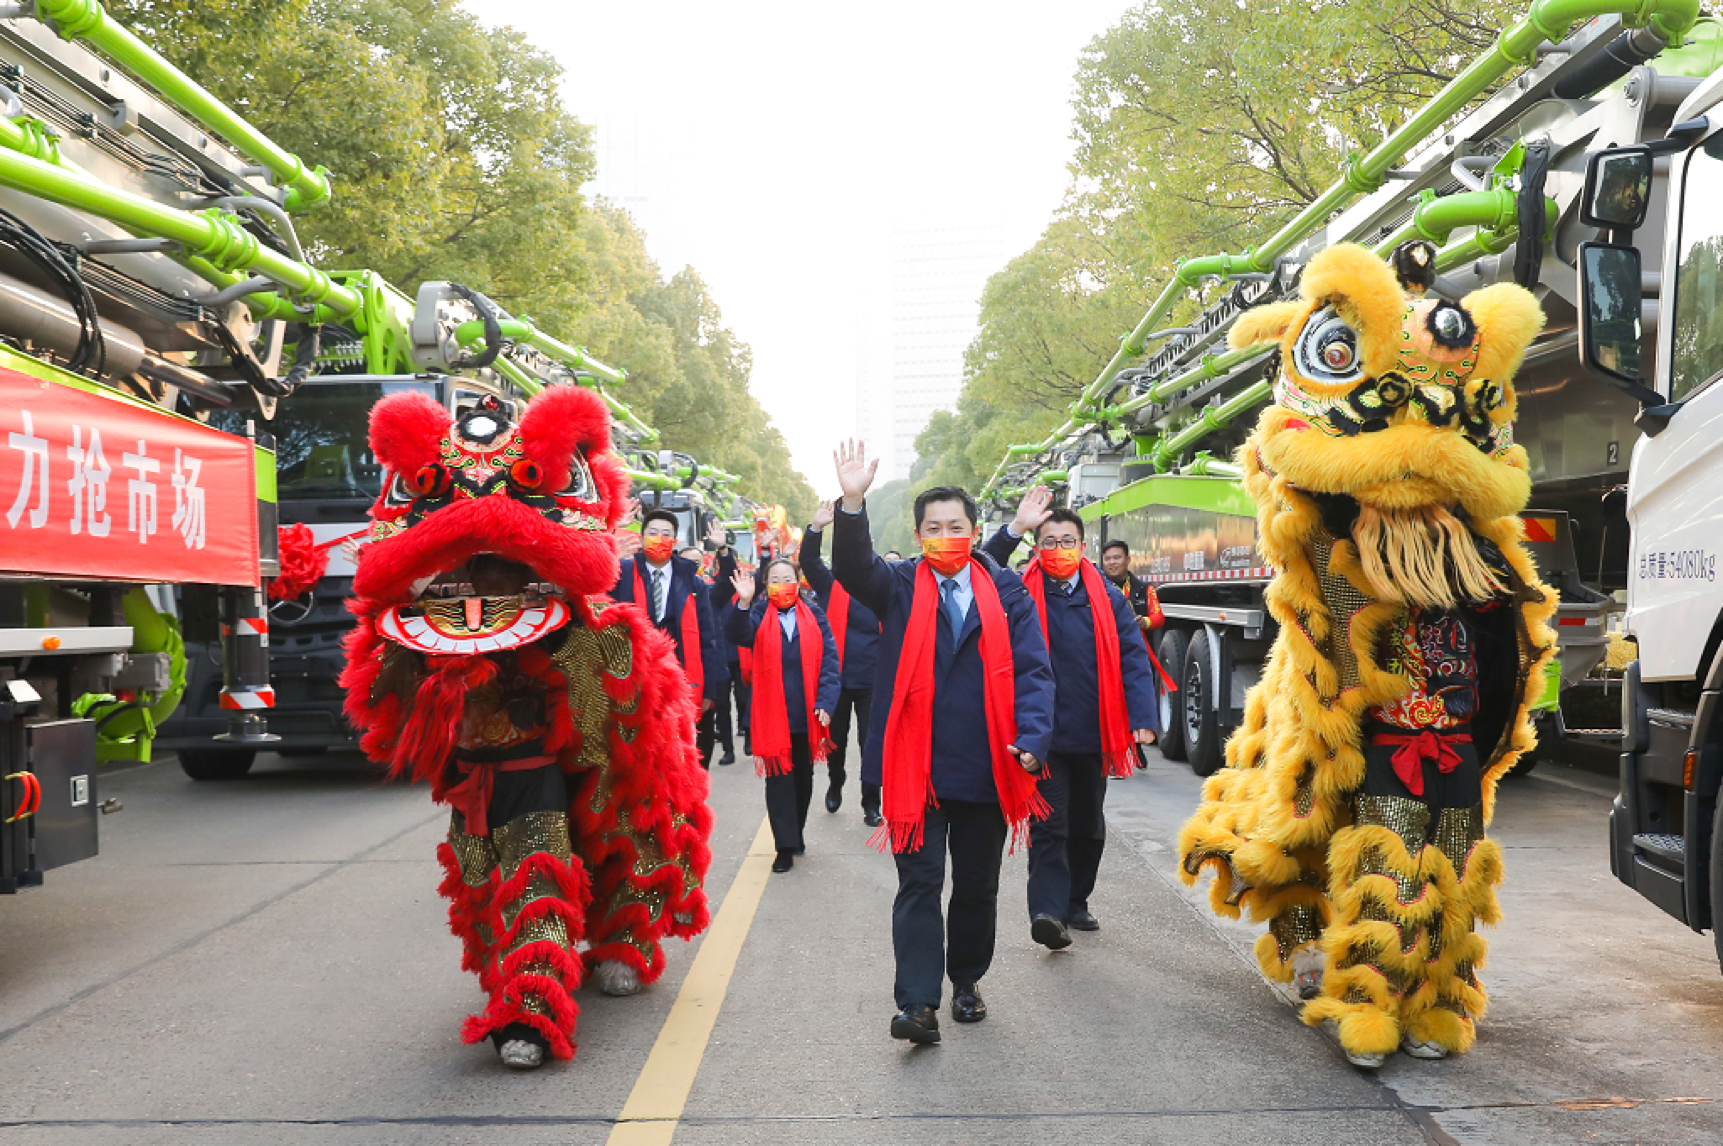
[725,557,842,872]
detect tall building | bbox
[873,224,1015,482]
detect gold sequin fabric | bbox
[1270,903,1323,960]
[448,812,498,887]
[492,810,577,969]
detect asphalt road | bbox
[0,739,1719,1145]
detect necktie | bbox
[1062,579,1075,596]
[652,569,666,623]
[941,578,965,639]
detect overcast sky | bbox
[463,0,1139,499]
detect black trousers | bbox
[891,798,1008,1009]
[698,675,739,766]
[1026,750,1107,921]
[765,733,815,853]
[826,686,880,814]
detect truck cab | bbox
[1583,72,1723,968]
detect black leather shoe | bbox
[889,1004,941,1044]
[1069,909,1100,932]
[1031,913,1072,950]
[771,851,794,873]
[863,810,883,828]
[718,752,735,767]
[826,784,842,813]
[951,984,986,1023]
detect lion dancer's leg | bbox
[1304,723,1496,1066]
[580,806,707,997]
[458,766,592,1068]
[438,813,500,994]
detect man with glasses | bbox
[611,509,728,743]
[986,487,1159,949]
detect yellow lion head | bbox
[1230,242,1544,522]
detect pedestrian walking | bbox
[706,520,745,766]
[830,440,1055,1046]
[801,499,884,825]
[985,488,1159,948]
[610,509,729,755]
[724,558,841,873]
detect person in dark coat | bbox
[830,440,1055,1046]
[610,509,728,751]
[1100,537,1165,634]
[986,490,1160,947]
[801,498,884,825]
[724,557,842,872]
[704,521,746,766]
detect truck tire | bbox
[1156,628,1188,762]
[178,748,256,781]
[1183,630,1224,777]
[1712,800,1723,975]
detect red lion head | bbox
[353,386,628,619]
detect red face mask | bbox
[920,535,973,576]
[642,534,676,563]
[767,583,799,610]
[1039,546,1082,580]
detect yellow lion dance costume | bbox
[1177,242,1555,1068]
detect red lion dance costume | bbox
[339,385,713,1070]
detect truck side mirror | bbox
[1577,241,1678,434]
[1581,148,1653,230]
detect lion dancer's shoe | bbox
[454,810,591,1069]
[1301,792,1501,1068]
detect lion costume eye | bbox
[384,471,416,506]
[1294,305,1366,386]
[556,453,596,501]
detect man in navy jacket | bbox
[985,492,1159,948]
[830,440,1054,1046]
[801,499,884,824]
[610,509,728,733]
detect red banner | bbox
[0,370,259,586]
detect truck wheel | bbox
[1183,630,1224,777]
[1156,628,1188,762]
[178,748,256,781]
[1712,800,1723,975]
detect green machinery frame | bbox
[979,0,1702,502]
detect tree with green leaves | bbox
[912,0,1517,501]
[105,0,814,516]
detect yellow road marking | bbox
[606,816,775,1146]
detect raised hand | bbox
[1011,486,1054,537]
[732,568,756,607]
[705,518,728,548]
[811,499,835,530]
[618,496,641,527]
[834,439,878,512]
[615,529,642,559]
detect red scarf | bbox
[750,597,832,776]
[829,582,852,669]
[634,560,704,700]
[1025,556,1137,779]
[878,559,1049,853]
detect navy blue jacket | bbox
[985,527,1159,752]
[709,548,742,666]
[799,524,880,691]
[833,506,1055,803]
[723,596,841,733]
[610,552,729,701]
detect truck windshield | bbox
[1672,134,1723,402]
[208,380,440,501]
[210,377,437,499]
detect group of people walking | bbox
[609,443,1169,1043]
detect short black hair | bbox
[913,485,978,528]
[1102,539,1129,556]
[883,550,903,561]
[1036,508,1085,540]
[641,509,679,533]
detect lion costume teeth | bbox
[1176,243,1556,1062]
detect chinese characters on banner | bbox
[0,370,259,585]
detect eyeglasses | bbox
[1037,538,1079,550]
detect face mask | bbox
[1039,546,1082,580]
[920,535,973,576]
[767,583,799,610]
[642,534,676,563]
